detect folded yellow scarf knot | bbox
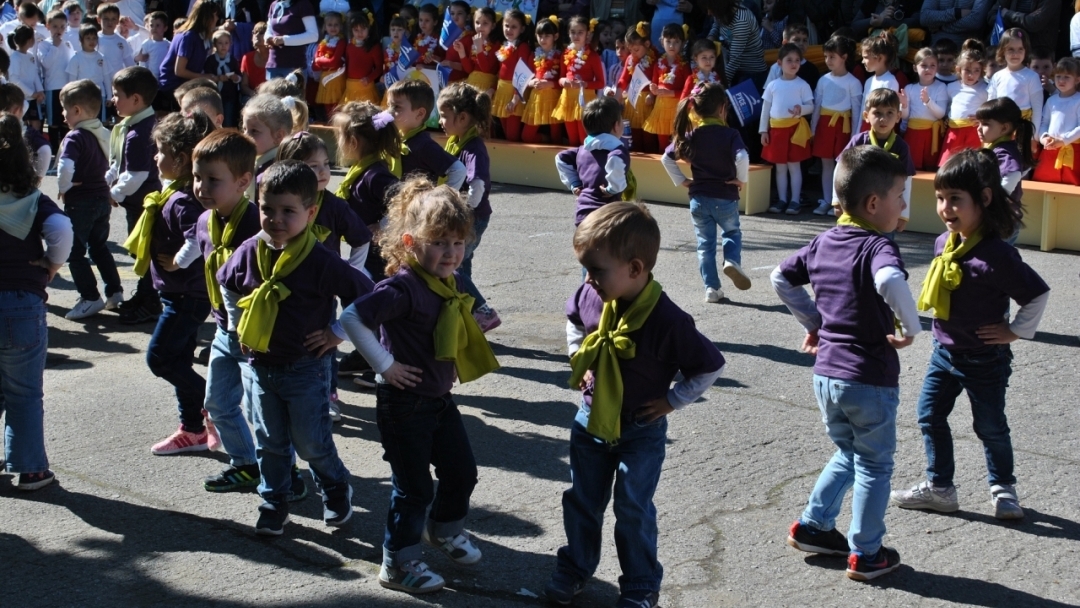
[123,180,188,277]
[916,230,983,321]
[204,197,250,310]
[1056,143,1075,170]
[236,228,317,352]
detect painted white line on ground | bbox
[529,232,558,238]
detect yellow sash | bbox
[907,118,943,154]
[948,118,976,129]
[1056,144,1076,170]
[770,117,812,148]
[1021,108,1032,122]
[819,108,851,134]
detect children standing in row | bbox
[760,43,813,215]
[987,28,1043,145]
[811,35,861,216]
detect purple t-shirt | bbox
[347,160,398,226]
[0,193,64,301]
[841,132,917,176]
[219,236,374,366]
[349,267,463,398]
[60,128,110,201]
[555,144,631,225]
[779,226,906,387]
[402,131,456,183]
[195,201,262,329]
[159,30,210,93]
[663,124,746,201]
[566,283,726,416]
[457,136,491,221]
[121,115,161,209]
[314,190,371,256]
[991,141,1024,213]
[152,188,206,297]
[931,233,1049,352]
[266,0,315,70]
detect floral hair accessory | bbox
[635,22,647,37]
[589,18,598,32]
[362,8,374,24]
[548,15,559,27]
[372,111,395,130]
[682,24,689,37]
[291,130,310,139]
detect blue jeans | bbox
[375,384,477,567]
[917,341,1014,488]
[457,217,489,310]
[65,196,121,301]
[250,355,350,504]
[147,293,211,432]
[0,292,49,473]
[203,328,257,467]
[800,375,898,556]
[556,405,667,594]
[689,196,742,291]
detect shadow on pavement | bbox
[712,341,814,368]
[938,507,1080,541]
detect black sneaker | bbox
[786,520,849,556]
[616,590,659,608]
[204,464,261,492]
[118,302,161,325]
[338,350,372,375]
[846,546,901,581]
[16,470,55,491]
[288,465,309,502]
[544,570,586,605]
[323,484,354,526]
[116,289,144,313]
[255,501,290,536]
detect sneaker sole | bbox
[723,265,752,291]
[255,514,290,536]
[378,577,445,594]
[423,537,482,565]
[479,320,501,333]
[151,443,209,456]
[846,562,901,581]
[325,507,353,527]
[544,587,584,605]
[891,498,959,513]
[16,475,55,491]
[993,504,1025,520]
[785,536,848,556]
[65,310,105,320]
[204,479,260,493]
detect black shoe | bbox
[786,520,849,556]
[204,464,260,492]
[616,590,660,608]
[287,465,308,502]
[323,484,354,526]
[255,501,290,536]
[544,571,586,605]
[337,350,372,375]
[846,546,901,581]
[16,470,55,491]
[116,289,144,313]
[118,302,160,325]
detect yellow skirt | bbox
[552,88,597,123]
[465,71,499,94]
[622,89,653,129]
[491,79,525,118]
[522,87,560,126]
[643,95,678,136]
[316,73,347,105]
[342,79,379,105]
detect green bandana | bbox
[984,135,1012,149]
[568,278,662,442]
[309,192,332,242]
[0,190,41,240]
[869,129,899,158]
[204,197,250,310]
[406,259,499,383]
[700,117,727,127]
[236,227,318,352]
[108,106,155,168]
[334,154,382,199]
[123,180,188,277]
[444,126,479,157]
[916,229,984,321]
[836,212,881,233]
[387,125,426,178]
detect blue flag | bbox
[383,65,400,89]
[397,39,419,72]
[725,78,763,128]
[439,6,462,51]
[990,9,1005,46]
[436,63,452,88]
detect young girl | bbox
[0,113,72,491]
[342,10,382,105]
[662,82,751,303]
[312,11,346,116]
[382,13,410,103]
[521,16,564,145]
[642,23,689,151]
[440,0,475,83]
[281,94,309,133]
[617,22,656,152]
[455,7,501,99]
[1033,57,1080,185]
[759,42,813,215]
[810,35,861,215]
[892,148,1049,521]
[681,39,719,100]
[858,31,899,132]
[988,28,1043,140]
[491,9,531,142]
[438,82,500,330]
[940,40,989,166]
[551,16,605,146]
[413,3,443,69]
[339,177,498,595]
[976,97,1034,244]
[241,93,293,199]
[901,48,949,170]
[7,26,44,130]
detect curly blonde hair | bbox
[378,177,475,276]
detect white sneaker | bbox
[423,528,482,565]
[65,297,106,320]
[705,287,724,303]
[379,560,445,594]
[813,199,832,215]
[890,480,959,512]
[991,484,1024,519]
[328,395,341,422]
[104,291,125,310]
[723,261,752,290]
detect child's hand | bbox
[801,329,819,355]
[230,73,241,83]
[760,132,770,146]
[649,83,659,95]
[453,39,465,56]
[33,92,45,102]
[156,253,179,272]
[304,326,343,357]
[30,257,63,282]
[896,218,907,232]
[109,198,119,208]
[920,87,929,104]
[788,105,801,117]
[135,52,148,62]
[1031,140,1040,155]
[383,360,423,389]
[578,369,594,390]
[887,333,915,349]
[976,321,1019,345]
[681,179,693,188]
[635,397,674,424]
[726,179,745,190]
[572,187,582,196]
[645,94,655,105]
[240,343,252,355]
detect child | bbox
[940,40,989,166]
[39,9,75,153]
[125,111,218,454]
[382,13,410,95]
[108,67,163,324]
[0,112,73,491]
[134,11,170,80]
[1030,47,1056,99]
[551,16,605,147]
[1034,57,1080,185]
[774,145,919,581]
[681,39,720,100]
[763,23,820,92]
[241,93,293,199]
[204,29,241,127]
[57,79,123,320]
[988,28,1043,147]
[456,7,501,99]
[984,46,1002,81]
[521,16,564,145]
[641,23,689,151]
[341,9,381,105]
[240,22,269,101]
[438,82,501,331]
[61,1,82,48]
[7,26,44,131]
[0,84,51,176]
[67,25,112,121]
[811,35,861,215]
[441,0,476,83]
[219,161,373,536]
[181,86,226,128]
[891,149,1049,521]
[414,4,443,69]
[858,31,899,132]
[491,9,531,142]
[386,79,466,188]
[555,96,631,226]
[312,11,346,116]
[545,201,725,608]
[900,48,949,171]
[934,39,959,85]
[759,42,813,215]
[616,22,655,152]
[976,97,1035,244]
[662,82,751,303]
[96,4,135,82]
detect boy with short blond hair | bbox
[386,79,466,188]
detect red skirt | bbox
[763,123,813,164]
[1032,145,1080,186]
[938,125,980,167]
[812,117,850,160]
[904,126,941,171]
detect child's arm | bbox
[900,175,912,222]
[661,149,691,187]
[34,212,74,281]
[110,166,150,204]
[600,149,628,195]
[222,287,244,331]
[994,291,1049,341]
[33,144,52,178]
[339,302,423,388]
[797,82,814,117]
[811,80,823,132]
[1028,76,1043,136]
[465,178,486,208]
[770,265,821,334]
[555,149,582,193]
[758,98,772,143]
[874,265,921,345]
[1061,101,1080,144]
[56,140,76,195]
[444,160,466,190]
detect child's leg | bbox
[820,157,835,202]
[915,345,967,488]
[786,162,803,210]
[566,121,585,146]
[0,291,49,474]
[65,201,104,301]
[203,328,258,466]
[82,197,122,298]
[950,348,1016,487]
[249,364,294,503]
[549,122,566,146]
[630,128,645,152]
[715,198,743,266]
[425,394,479,539]
[502,116,522,141]
[555,420,620,582]
[458,217,489,311]
[123,202,158,301]
[689,196,720,290]
[147,293,212,433]
[521,124,541,144]
[641,132,659,154]
[610,416,668,594]
[774,163,790,204]
[282,356,351,488]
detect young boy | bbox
[764,23,820,92]
[67,24,112,121]
[0,84,52,177]
[61,0,83,48]
[831,89,915,233]
[1031,47,1056,98]
[545,202,725,608]
[57,79,123,320]
[134,11,171,81]
[96,4,135,78]
[555,96,631,226]
[772,145,919,581]
[39,9,76,153]
[108,66,163,323]
[218,160,374,535]
[933,39,959,84]
[181,87,227,128]
[204,29,241,127]
[386,79,466,188]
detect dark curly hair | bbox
[0,112,40,195]
[151,110,216,179]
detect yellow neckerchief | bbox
[1020,108,1032,122]
[769,117,812,148]
[309,191,333,242]
[869,128,900,159]
[907,118,943,154]
[123,179,188,277]
[335,154,382,199]
[983,135,1012,149]
[405,259,499,383]
[387,125,426,177]
[444,125,479,157]
[108,106,155,169]
[568,277,663,443]
[836,212,881,233]
[236,227,318,352]
[204,197,250,310]
[820,108,851,134]
[699,117,727,127]
[916,229,984,321]
[948,117,977,128]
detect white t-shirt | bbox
[9,50,43,96]
[97,31,135,77]
[760,76,814,132]
[988,67,1044,131]
[812,72,862,132]
[903,80,948,122]
[139,38,171,79]
[1041,92,1080,144]
[67,49,111,98]
[946,79,989,121]
[36,38,76,91]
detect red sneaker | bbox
[151,426,210,455]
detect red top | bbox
[495,40,532,80]
[442,29,474,82]
[559,47,605,91]
[413,32,444,68]
[652,53,691,92]
[680,69,720,99]
[345,41,383,80]
[460,38,500,75]
[532,47,562,81]
[241,51,267,91]
[617,49,656,90]
[312,37,346,73]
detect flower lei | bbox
[534,47,558,80]
[475,39,494,57]
[495,40,517,63]
[352,36,365,47]
[693,69,718,86]
[415,33,437,51]
[626,50,652,73]
[384,42,400,69]
[656,54,684,86]
[563,46,589,78]
[324,35,340,48]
